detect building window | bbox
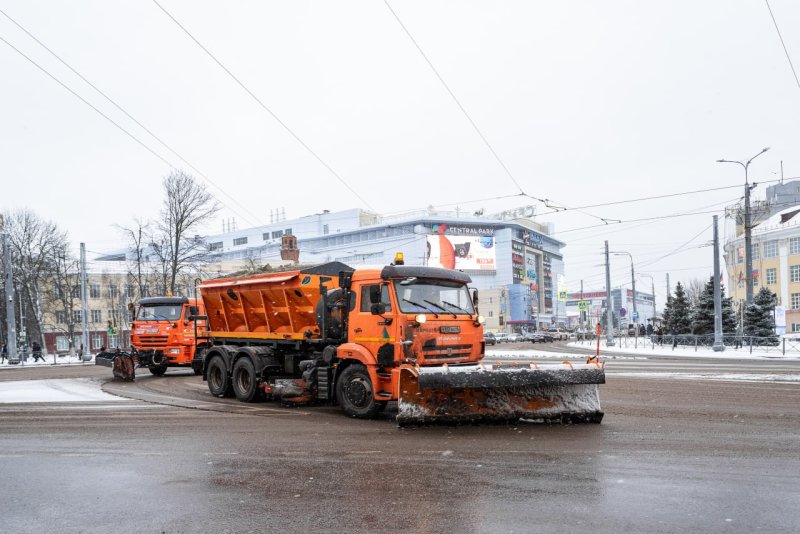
[72,310,82,323]
[792,323,800,333]
[91,334,104,350]
[285,228,292,236]
[323,224,329,235]
[91,310,102,323]
[233,237,248,246]
[763,240,778,258]
[125,284,134,297]
[262,233,269,241]
[108,309,119,321]
[791,237,800,255]
[71,286,81,298]
[791,293,800,310]
[141,285,149,298]
[766,268,777,285]
[209,241,223,251]
[751,243,760,261]
[271,230,283,239]
[792,265,800,283]
[55,311,67,324]
[90,284,100,298]
[56,336,70,352]
[107,285,118,298]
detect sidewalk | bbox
[0,353,95,370]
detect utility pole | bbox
[3,233,19,363]
[717,147,769,306]
[80,243,89,360]
[605,241,615,347]
[580,279,584,331]
[713,215,725,352]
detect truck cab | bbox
[130,296,206,375]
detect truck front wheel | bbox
[336,364,386,419]
[207,356,232,397]
[149,364,168,376]
[232,358,261,403]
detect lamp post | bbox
[612,251,637,330]
[717,147,769,306]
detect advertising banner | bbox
[426,235,496,270]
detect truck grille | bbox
[136,335,169,348]
[422,344,473,359]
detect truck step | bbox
[317,367,333,401]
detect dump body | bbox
[96,297,206,379]
[196,261,604,424]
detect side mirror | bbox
[127,303,136,322]
[472,288,479,308]
[369,285,382,304]
[370,303,386,316]
[188,306,199,317]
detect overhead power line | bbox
[151,0,375,211]
[0,8,264,228]
[382,1,614,225]
[765,0,800,92]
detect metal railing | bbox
[573,333,800,355]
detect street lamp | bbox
[611,251,637,329]
[717,147,769,306]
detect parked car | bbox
[507,333,523,343]
[493,332,509,343]
[525,332,552,343]
[483,332,497,346]
[546,329,569,341]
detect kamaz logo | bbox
[439,326,460,334]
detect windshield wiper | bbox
[427,300,456,318]
[440,300,470,316]
[403,298,439,318]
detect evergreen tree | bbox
[661,294,674,329]
[743,287,777,343]
[666,282,691,333]
[721,294,738,334]
[690,277,738,336]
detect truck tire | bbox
[207,356,232,397]
[149,364,168,376]
[232,357,261,403]
[335,364,386,419]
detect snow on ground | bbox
[0,353,94,369]
[485,342,800,361]
[0,378,123,403]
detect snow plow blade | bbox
[95,351,137,381]
[397,362,604,426]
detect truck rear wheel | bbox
[232,358,261,403]
[207,356,232,397]
[336,364,386,419]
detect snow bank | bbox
[0,378,123,403]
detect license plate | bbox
[439,326,461,334]
[146,329,159,334]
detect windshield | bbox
[393,278,475,316]
[136,305,183,321]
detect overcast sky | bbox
[2,1,799,308]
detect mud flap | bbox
[397,363,605,426]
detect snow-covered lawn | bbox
[0,353,93,369]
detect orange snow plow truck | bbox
[96,297,206,380]
[197,259,605,425]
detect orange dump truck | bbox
[96,296,206,380]
[197,259,605,424]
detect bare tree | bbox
[1,209,69,349]
[684,277,706,309]
[117,218,151,300]
[158,171,220,294]
[43,244,82,355]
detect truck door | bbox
[350,282,397,367]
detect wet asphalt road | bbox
[0,349,799,533]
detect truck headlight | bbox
[415,314,427,324]
[169,348,181,354]
[477,315,485,324]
